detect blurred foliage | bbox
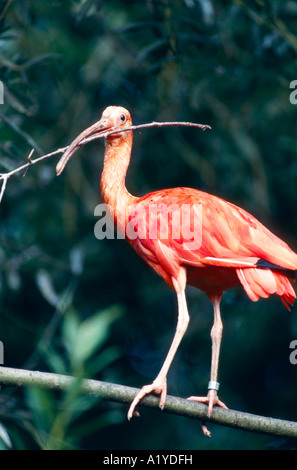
[0,0,297,450]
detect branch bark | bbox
[0,366,296,439]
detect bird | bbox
[56,105,297,435]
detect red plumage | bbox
[56,106,297,436]
[129,187,297,307]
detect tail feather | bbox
[236,267,296,310]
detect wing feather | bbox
[131,187,297,272]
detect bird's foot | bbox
[188,389,228,416]
[127,378,167,420]
[187,390,228,438]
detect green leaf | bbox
[0,422,12,449]
[87,345,121,375]
[73,306,123,364]
[25,388,56,436]
[42,345,68,375]
[62,306,124,367]
[62,308,81,358]
[36,269,59,308]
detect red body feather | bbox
[127,187,297,308]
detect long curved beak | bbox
[56,118,111,176]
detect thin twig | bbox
[81,121,211,145]
[0,0,14,22]
[0,366,296,439]
[0,119,210,204]
[0,175,8,204]
[22,148,35,178]
[0,146,67,204]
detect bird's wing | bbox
[129,187,297,273]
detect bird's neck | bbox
[100,132,137,232]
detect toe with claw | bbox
[188,389,228,416]
[127,378,167,420]
[188,390,229,437]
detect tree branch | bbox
[0,119,210,204]
[0,366,296,439]
[0,146,67,204]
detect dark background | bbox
[0,0,297,450]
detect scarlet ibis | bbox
[56,106,297,432]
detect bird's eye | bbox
[120,114,126,123]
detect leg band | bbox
[208,380,220,391]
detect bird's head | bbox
[56,106,132,175]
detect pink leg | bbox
[188,296,228,436]
[127,273,189,420]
